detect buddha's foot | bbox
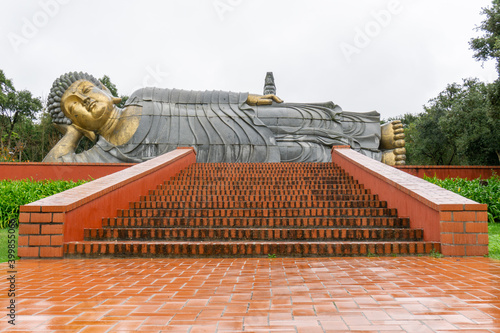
[380,120,405,150]
[382,148,406,166]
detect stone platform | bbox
[2,257,500,332]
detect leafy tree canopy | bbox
[470,0,500,73]
[0,70,14,104]
[400,1,500,165]
[0,70,43,152]
[406,79,499,165]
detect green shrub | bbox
[0,179,88,228]
[424,174,500,223]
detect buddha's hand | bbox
[42,123,85,162]
[54,124,97,143]
[246,94,283,106]
[54,123,96,143]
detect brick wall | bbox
[396,165,500,180]
[0,162,134,181]
[439,208,489,256]
[18,148,196,259]
[333,147,488,257]
[18,212,65,257]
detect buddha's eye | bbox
[83,86,92,94]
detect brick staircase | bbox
[64,163,440,257]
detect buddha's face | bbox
[61,80,116,131]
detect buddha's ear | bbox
[112,97,122,105]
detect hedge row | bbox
[424,174,500,223]
[0,179,88,228]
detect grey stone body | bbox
[58,88,382,163]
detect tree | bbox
[470,0,500,74]
[12,111,61,162]
[396,1,500,165]
[429,79,498,164]
[469,0,500,163]
[388,1,500,165]
[0,70,15,161]
[406,79,499,165]
[0,70,14,107]
[441,80,499,164]
[405,111,458,166]
[0,70,43,157]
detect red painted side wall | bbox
[396,166,500,180]
[332,147,488,256]
[0,162,134,181]
[18,148,197,258]
[62,151,196,242]
[335,153,441,241]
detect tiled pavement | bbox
[1,257,500,332]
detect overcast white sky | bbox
[0,0,497,119]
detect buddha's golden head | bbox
[48,72,121,131]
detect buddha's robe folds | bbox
[58,88,382,163]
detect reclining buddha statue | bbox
[43,72,405,165]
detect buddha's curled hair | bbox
[47,72,104,125]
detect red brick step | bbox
[64,240,440,257]
[64,162,438,257]
[84,227,424,241]
[128,199,387,210]
[103,216,411,229]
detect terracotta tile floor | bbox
[1,257,500,332]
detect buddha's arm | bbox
[43,125,84,162]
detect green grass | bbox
[489,223,500,260]
[429,249,444,258]
[0,228,18,263]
